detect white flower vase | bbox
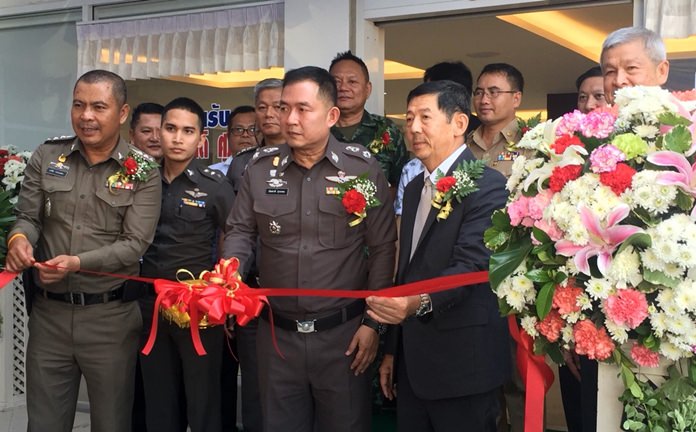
[596,352,681,431]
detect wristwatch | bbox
[361,316,386,335]
[414,293,432,317]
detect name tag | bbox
[266,188,288,195]
[46,162,70,177]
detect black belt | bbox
[261,301,364,333]
[38,286,124,306]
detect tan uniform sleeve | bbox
[10,145,47,245]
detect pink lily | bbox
[647,151,696,217]
[555,204,643,276]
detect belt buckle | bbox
[69,292,86,306]
[296,319,316,333]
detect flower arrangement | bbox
[0,146,32,262]
[107,149,158,190]
[485,86,696,430]
[368,118,394,154]
[337,174,381,227]
[431,159,486,220]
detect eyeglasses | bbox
[473,88,519,99]
[230,126,257,136]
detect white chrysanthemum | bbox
[633,124,659,139]
[640,248,665,272]
[586,278,613,300]
[649,311,668,337]
[665,334,695,357]
[657,288,675,309]
[659,340,687,361]
[496,278,513,298]
[563,311,581,324]
[565,259,579,276]
[507,155,527,192]
[511,275,534,294]
[665,313,694,336]
[606,246,642,287]
[516,121,551,151]
[506,290,527,312]
[663,263,684,280]
[520,316,539,337]
[674,280,696,312]
[604,319,629,343]
[561,325,574,344]
[577,293,593,311]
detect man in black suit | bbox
[367,80,510,432]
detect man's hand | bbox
[34,255,80,285]
[365,295,420,324]
[379,354,397,400]
[5,235,35,273]
[345,325,379,376]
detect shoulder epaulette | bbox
[341,143,372,161]
[199,166,226,183]
[127,146,157,163]
[43,135,75,145]
[249,146,280,163]
[234,146,258,158]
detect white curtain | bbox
[76,3,284,80]
[643,0,696,38]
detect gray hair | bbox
[254,78,283,102]
[601,27,666,67]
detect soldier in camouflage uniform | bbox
[329,51,408,189]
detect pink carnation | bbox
[533,218,564,242]
[605,289,649,329]
[507,195,534,227]
[552,283,583,315]
[528,189,552,220]
[556,110,585,136]
[573,320,615,360]
[589,145,626,173]
[631,342,660,368]
[580,110,616,139]
[536,309,564,342]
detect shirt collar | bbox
[423,144,468,183]
[277,135,346,173]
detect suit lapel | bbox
[410,148,476,259]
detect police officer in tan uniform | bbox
[5,70,161,432]
[223,66,396,432]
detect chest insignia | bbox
[325,186,340,195]
[269,220,281,235]
[262,147,276,154]
[46,160,70,177]
[325,170,356,184]
[330,152,339,163]
[497,151,520,162]
[362,150,371,159]
[272,156,280,167]
[181,197,206,208]
[269,169,277,177]
[346,146,360,153]
[185,189,208,198]
[106,180,134,190]
[266,178,287,188]
[280,155,289,166]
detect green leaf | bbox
[531,226,551,244]
[661,376,696,401]
[644,269,680,288]
[490,209,511,230]
[498,297,513,316]
[663,125,693,153]
[675,190,695,212]
[617,232,652,254]
[546,343,564,364]
[536,281,555,320]
[489,239,533,291]
[484,227,509,251]
[658,111,693,127]
[525,269,551,283]
[553,272,567,284]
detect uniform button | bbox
[305,210,311,216]
[302,245,308,250]
[111,201,116,205]
[76,225,81,230]
[306,177,311,182]
[79,194,85,199]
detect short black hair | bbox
[75,69,127,107]
[162,97,205,132]
[407,80,471,121]
[283,66,338,107]
[130,102,164,130]
[575,66,603,91]
[227,105,256,135]
[423,61,473,94]
[478,63,524,93]
[329,50,370,82]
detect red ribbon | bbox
[0,267,552,432]
[508,315,555,432]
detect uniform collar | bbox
[69,137,132,165]
[276,135,346,173]
[161,159,201,184]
